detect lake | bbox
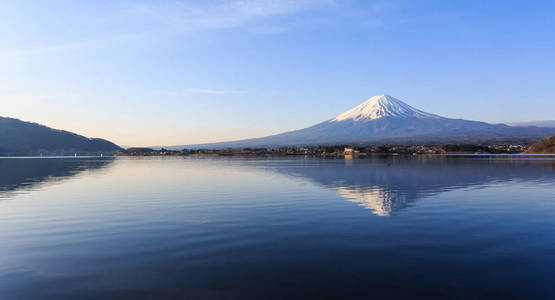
[1,156,554,299]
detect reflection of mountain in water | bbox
[271,157,555,216]
[334,186,412,216]
[0,157,114,198]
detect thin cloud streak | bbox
[1,1,334,59]
[124,0,335,31]
[0,31,152,60]
[150,88,248,96]
[183,88,248,95]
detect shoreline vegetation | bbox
[525,136,555,153]
[0,137,551,158]
[117,140,554,157]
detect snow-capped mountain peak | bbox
[166,94,555,149]
[331,94,440,122]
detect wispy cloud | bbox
[183,88,247,95]
[1,1,333,59]
[0,31,150,60]
[124,0,334,31]
[151,88,248,96]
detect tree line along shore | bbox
[117,137,555,156]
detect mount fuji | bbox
[171,94,555,149]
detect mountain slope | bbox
[526,136,555,153]
[506,120,555,128]
[169,94,555,149]
[0,116,121,155]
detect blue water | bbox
[0,156,554,299]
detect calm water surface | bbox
[0,156,554,299]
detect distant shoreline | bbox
[2,153,555,159]
[116,143,531,157]
[3,138,553,158]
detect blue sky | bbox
[1,0,554,146]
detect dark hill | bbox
[0,116,121,155]
[526,136,555,153]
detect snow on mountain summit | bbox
[331,94,440,122]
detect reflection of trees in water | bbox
[272,156,555,216]
[0,158,115,197]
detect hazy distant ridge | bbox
[505,120,555,128]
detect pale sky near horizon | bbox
[1,0,554,146]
